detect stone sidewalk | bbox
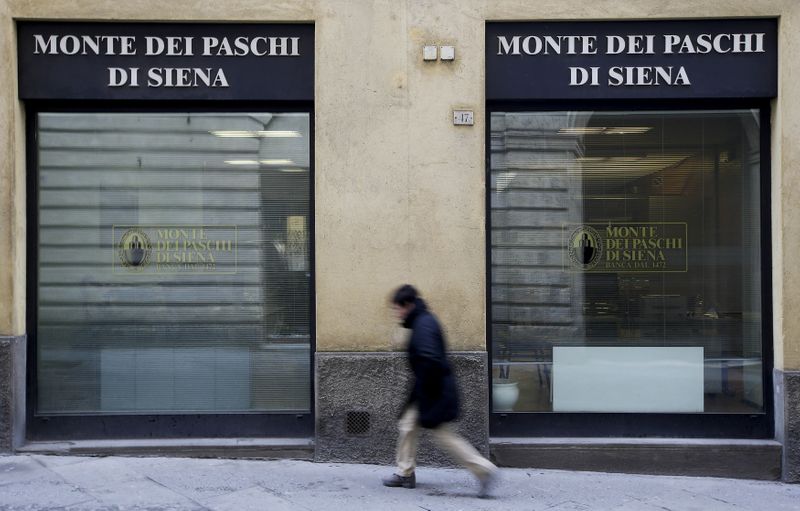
[1,454,799,510]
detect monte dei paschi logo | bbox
[564,222,687,273]
[113,225,237,274]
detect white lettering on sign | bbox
[146,68,229,88]
[109,66,230,88]
[31,32,301,91]
[497,30,768,89]
[607,66,690,86]
[34,34,136,55]
[663,33,765,54]
[606,35,656,55]
[569,67,600,86]
[108,67,140,87]
[145,36,195,56]
[498,35,598,55]
[201,36,299,57]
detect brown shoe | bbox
[382,473,416,489]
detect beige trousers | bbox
[395,405,497,478]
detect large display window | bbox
[489,107,771,436]
[29,109,313,438]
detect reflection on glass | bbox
[36,112,311,415]
[490,110,763,414]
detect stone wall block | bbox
[315,351,487,466]
[0,336,26,452]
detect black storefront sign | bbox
[486,19,777,100]
[17,22,314,100]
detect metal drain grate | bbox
[346,411,371,436]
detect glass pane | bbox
[36,112,311,414]
[490,110,763,414]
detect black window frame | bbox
[486,98,774,439]
[26,100,316,440]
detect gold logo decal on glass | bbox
[564,222,688,273]
[117,228,152,271]
[113,225,238,274]
[567,225,603,270]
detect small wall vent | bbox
[346,411,371,436]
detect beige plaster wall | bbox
[1,0,798,367]
[775,3,800,371]
[0,0,24,337]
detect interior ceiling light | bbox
[260,159,295,165]
[583,196,648,200]
[573,154,691,173]
[279,168,307,173]
[224,160,260,165]
[557,126,653,135]
[499,153,691,173]
[211,130,302,138]
[604,127,653,135]
[558,127,607,134]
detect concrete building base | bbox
[15,438,314,460]
[0,335,26,453]
[315,351,488,466]
[775,369,800,482]
[491,438,783,480]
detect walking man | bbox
[382,284,498,497]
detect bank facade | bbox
[0,0,798,483]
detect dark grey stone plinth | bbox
[315,351,488,467]
[492,439,781,480]
[0,335,26,453]
[775,369,800,483]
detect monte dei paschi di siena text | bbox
[31,33,301,88]
[497,32,766,86]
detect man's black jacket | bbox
[402,298,459,428]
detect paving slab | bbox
[702,482,800,511]
[0,474,93,510]
[48,457,145,491]
[1,455,800,511]
[80,478,205,510]
[29,455,98,469]
[129,458,254,503]
[608,497,677,511]
[0,457,52,485]
[204,486,302,511]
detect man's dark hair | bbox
[392,284,418,306]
